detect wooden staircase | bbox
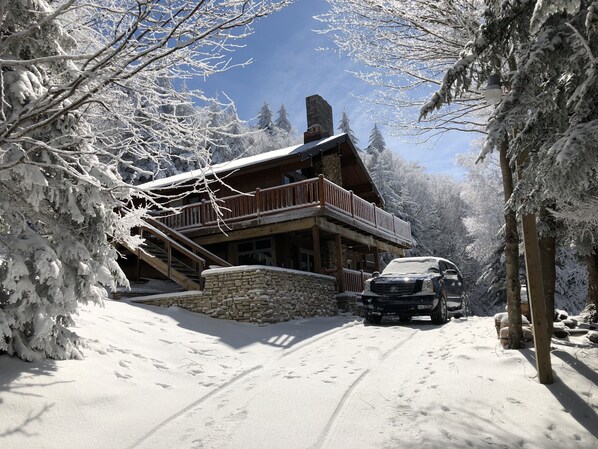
[122,217,232,290]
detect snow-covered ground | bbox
[1,300,597,449]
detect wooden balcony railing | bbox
[342,269,373,293]
[159,175,412,243]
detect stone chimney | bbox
[304,94,333,143]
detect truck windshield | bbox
[382,258,438,275]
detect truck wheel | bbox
[399,314,412,323]
[431,291,448,325]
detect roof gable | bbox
[139,133,383,205]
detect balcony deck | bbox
[159,175,413,248]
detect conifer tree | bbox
[367,125,386,154]
[337,111,359,147]
[257,102,274,131]
[275,105,293,133]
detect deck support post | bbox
[335,233,345,292]
[312,225,322,274]
[373,247,380,272]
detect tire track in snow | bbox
[127,320,362,449]
[126,364,263,449]
[311,328,420,449]
[278,320,361,359]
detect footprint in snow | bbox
[155,383,172,389]
[114,371,132,380]
[440,429,454,441]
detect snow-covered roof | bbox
[139,134,344,191]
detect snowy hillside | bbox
[1,300,597,449]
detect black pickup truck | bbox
[360,256,465,325]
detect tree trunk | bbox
[499,139,523,349]
[586,251,598,323]
[538,208,556,335]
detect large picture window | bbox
[237,238,274,266]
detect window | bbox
[300,249,315,272]
[237,239,273,266]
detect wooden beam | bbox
[312,225,322,273]
[315,218,406,254]
[195,217,317,245]
[316,218,375,247]
[374,241,405,255]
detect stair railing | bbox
[138,224,206,279]
[145,217,232,268]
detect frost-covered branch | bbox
[317,0,489,140]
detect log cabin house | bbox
[120,95,413,296]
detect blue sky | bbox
[193,0,475,179]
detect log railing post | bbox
[318,174,325,207]
[200,199,206,225]
[256,188,261,217]
[372,203,378,228]
[350,191,354,217]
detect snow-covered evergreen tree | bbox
[366,125,386,154]
[337,111,359,147]
[257,102,274,131]
[275,105,293,133]
[364,125,387,179]
[0,0,290,360]
[0,0,128,360]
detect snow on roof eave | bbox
[138,134,345,191]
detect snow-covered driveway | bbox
[1,300,596,449]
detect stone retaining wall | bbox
[135,266,337,324]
